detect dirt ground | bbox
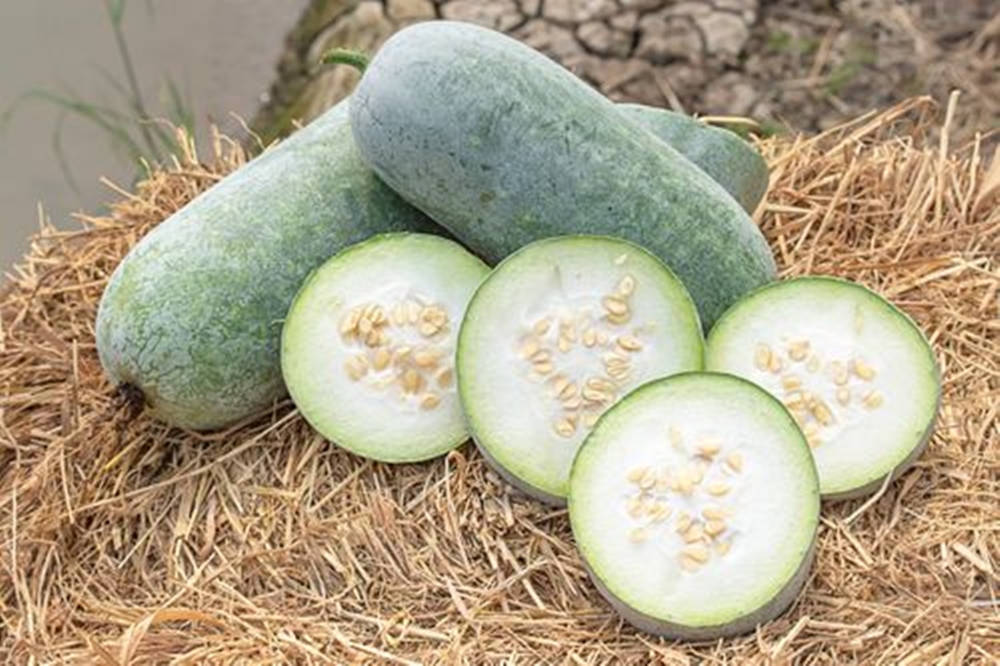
[252,0,1000,146]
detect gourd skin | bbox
[96,102,439,430]
[349,21,777,329]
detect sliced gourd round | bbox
[705,276,940,499]
[569,372,819,639]
[281,233,489,463]
[457,235,703,504]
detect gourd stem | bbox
[322,49,370,73]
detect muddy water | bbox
[0,0,309,272]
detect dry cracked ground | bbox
[252,0,999,147]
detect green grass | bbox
[1,0,196,192]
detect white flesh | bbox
[570,373,819,638]
[706,277,939,498]
[458,236,703,503]
[282,233,489,463]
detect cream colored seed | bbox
[683,523,704,543]
[807,435,822,449]
[603,351,627,366]
[583,328,597,347]
[626,466,649,484]
[614,253,628,265]
[669,426,683,450]
[688,464,704,486]
[863,390,884,409]
[680,556,701,572]
[562,321,577,342]
[602,295,628,317]
[836,387,851,406]
[533,362,554,375]
[812,400,834,426]
[587,377,616,392]
[725,452,743,473]
[406,301,420,324]
[418,322,438,337]
[554,418,576,438]
[344,359,365,381]
[391,303,406,326]
[649,502,670,520]
[341,308,361,335]
[707,482,731,497]
[435,367,454,389]
[560,381,579,400]
[562,396,583,410]
[617,335,643,352]
[715,541,732,556]
[788,339,810,361]
[531,350,552,363]
[682,545,710,563]
[617,274,636,296]
[676,512,692,533]
[702,507,726,521]
[402,369,422,394]
[358,317,373,335]
[807,355,821,373]
[393,347,412,365]
[696,438,722,458]
[552,375,569,397]
[519,338,540,359]
[626,497,645,518]
[639,471,656,490]
[629,527,648,543]
[596,331,609,345]
[754,344,772,371]
[607,366,630,380]
[704,520,727,537]
[803,422,820,438]
[373,348,391,371]
[533,317,552,336]
[782,375,803,392]
[414,349,440,368]
[768,353,784,373]
[784,392,807,411]
[853,358,876,381]
[420,393,441,410]
[582,386,610,403]
[557,337,572,353]
[831,361,849,386]
[583,413,600,428]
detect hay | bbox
[1,97,997,663]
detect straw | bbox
[0,97,997,663]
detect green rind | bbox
[619,104,769,214]
[705,276,941,499]
[95,101,440,431]
[350,21,777,330]
[281,232,489,463]
[457,235,705,503]
[569,372,820,638]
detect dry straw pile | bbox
[1,96,997,663]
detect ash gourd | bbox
[342,21,777,329]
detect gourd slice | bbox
[457,236,703,503]
[569,372,819,639]
[282,233,489,463]
[705,277,940,499]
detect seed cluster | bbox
[624,428,744,573]
[518,274,645,439]
[340,300,453,409]
[754,340,882,448]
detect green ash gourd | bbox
[346,21,777,328]
[96,102,439,431]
